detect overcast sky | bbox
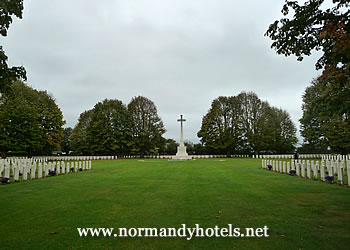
[2,0,321,143]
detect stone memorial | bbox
[171,115,192,160]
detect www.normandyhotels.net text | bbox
[78,224,269,240]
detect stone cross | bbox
[177,115,186,147]
[171,114,192,160]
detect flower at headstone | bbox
[268,165,272,170]
[49,170,56,176]
[289,170,296,175]
[79,168,83,171]
[70,167,74,172]
[1,177,10,184]
[325,176,334,183]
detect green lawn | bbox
[1,158,350,249]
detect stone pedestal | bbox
[172,145,192,160]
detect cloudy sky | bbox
[2,0,321,143]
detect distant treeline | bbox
[1,81,348,157]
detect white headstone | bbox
[61,161,65,174]
[338,161,344,185]
[307,162,311,179]
[23,166,28,181]
[320,161,326,181]
[38,162,42,179]
[347,160,350,187]
[66,162,70,173]
[296,163,300,176]
[30,163,36,180]
[301,163,305,177]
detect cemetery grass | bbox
[1,159,350,250]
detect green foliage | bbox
[0,0,26,93]
[72,96,165,156]
[71,110,93,155]
[87,99,131,156]
[265,0,349,70]
[198,96,243,155]
[0,81,65,156]
[159,138,178,155]
[61,127,73,154]
[198,92,297,154]
[0,0,24,36]
[300,77,350,153]
[128,96,166,157]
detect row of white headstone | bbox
[261,159,350,186]
[0,160,92,183]
[32,156,115,161]
[321,155,350,161]
[257,154,350,160]
[255,155,294,159]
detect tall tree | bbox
[87,99,131,156]
[0,0,26,93]
[197,96,243,155]
[37,90,65,154]
[128,96,166,157]
[0,81,65,156]
[71,99,133,156]
[299,78,328,151]
[61,127,73,154]
[300,77,350,153]
[71,109,93,155]
[268,107,298,153]
[198,92,297,155]
[237,92,271,154]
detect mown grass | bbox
[0,158,349,249]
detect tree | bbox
[128,96,166,157]
[71,99,133,156]
[237,92,270,154]
[0,0,26,93]
[266,0,349,154]
[0,81,65,156]
[37,90,65,154]
[61,127,73,154]
[184,140,195,155]
[71,110,93,155]
[300,77,350,153]
[86,99,131,156]
[299,78,328,151]
[267,107,298,153]
[197,96,243,155]
[198,92,297,155]
[161,138,178,155]
[265,0,349,72]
